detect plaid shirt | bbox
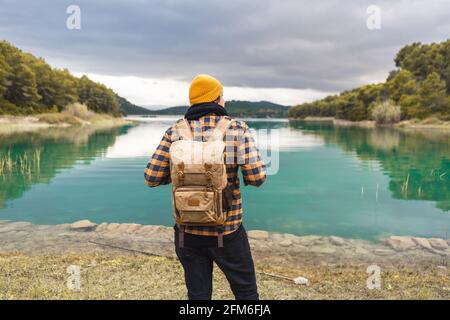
[144,114,266,236]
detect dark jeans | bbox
[174,225,259,300]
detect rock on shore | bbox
[70,220,98,231]
[384,235,449,253]
[0,219,448,267]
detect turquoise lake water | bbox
[0,116,449,240]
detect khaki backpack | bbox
[169,118,234,247]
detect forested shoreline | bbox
[0,41,120,116]
[289,40,450,124]
[0,41,289,119]
[4,39,450,123]
[133,100,289,118]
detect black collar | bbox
[184,102,229,120]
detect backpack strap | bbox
[175,119,193,141]
[216,226,224,248]
[209,118,234,142]
[217,231,223,248]
[178,224,185,248]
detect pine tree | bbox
[6,62,40,109]
[418,72,447,115]
[0,41,122,115]
[0,58,12,98]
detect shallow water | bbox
[0,116,449,240]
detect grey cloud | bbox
[0,0,449,92]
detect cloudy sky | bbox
[1,0,449,107]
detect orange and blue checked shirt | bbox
[144,114,266,237]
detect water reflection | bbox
[0,125,130,208]
[107,118,324,159]
[290,120,450,212]
[106,121,169,158]
[0,118,448,237]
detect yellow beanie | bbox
[189,74,223,105]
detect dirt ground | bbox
[0,252,448,300]
[0,220,449,300]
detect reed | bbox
[0,150,13,175]
[5,150,13,172]
[34,148,41,171]
[401,173,410,198]
[0,148,42,177]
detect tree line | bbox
[0,41,120,116]
[289,40,450,122]
[139,100,289,118]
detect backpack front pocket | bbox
[174,188,217,224]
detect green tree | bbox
[23,55,58,110]
[418,72,447,116]
[77,75,120,115]
[290,40,450,121]
[0,58,12,98]
[0,40,122,116]
[51,69,78,110]
[386,69,417,103]
[395,42,443,81]
[335,92,366,121]
[6,63,40,109]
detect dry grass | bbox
[0,106,133,135]
[396,117,450,129]
[37,103,114,125]
[62,103,95,120]
[371,101,402,124]
[37,113,83,125]
[0,253,448,300]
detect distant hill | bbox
[224,100,290,118]
[116,95,154,115]
[145,106,187,115]
[123,100,290,118]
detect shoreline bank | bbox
[293,116,450,130]
[0,219,449,299]
[0,115,135,135]
[1,219,448,266]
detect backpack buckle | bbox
[177,162,185,185]
[204,163,213,186]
